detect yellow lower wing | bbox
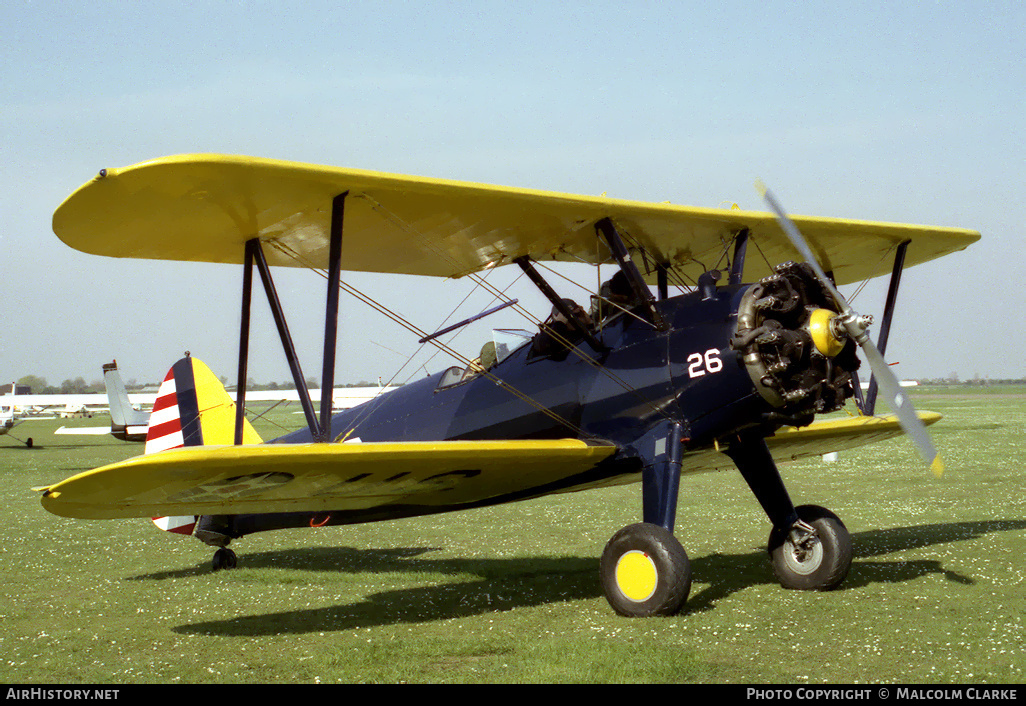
[38,439,617,520]
[37,412,939,520]
[766,410,942,461]
[675,411,944,475]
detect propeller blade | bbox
[756,180,944,476]
[755,180,851,316]
[859,335,944,476]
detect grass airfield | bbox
[1,389,1022,684]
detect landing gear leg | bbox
[724,430,852,591]
[196,515,239,572]
[212,547,237,571]
[601,422,692,616]
[6,435,34,448]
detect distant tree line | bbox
[1,374,394,395]
[917,377,1026,386]
[7,375,105,395]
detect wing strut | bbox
[319,193,347,441]
[234,193,349,443]
[864,239,910,415]
[254,240,321,437]
[234,240,256,445]
[594,218,667,331]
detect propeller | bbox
[756,180,944,477]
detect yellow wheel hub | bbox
[615,550,658,602]
[808,308,845,357]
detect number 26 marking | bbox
[687,349,723,378]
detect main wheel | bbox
[768,505,851,591]
[600,523,692,617]
[212,547,237,571]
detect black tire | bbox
[212,547,237,572]
[768,505,851,591]
[600,522,692,617]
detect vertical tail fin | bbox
[145,355,262,454]
[103,360,148,427]
[147,355,261,535]
[103,361,149,441]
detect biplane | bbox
[38,155,979,617]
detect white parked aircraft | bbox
[0,385,33,446]
[50,361,397,442]
[54,361,152,441]
[0,399,19,435]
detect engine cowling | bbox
[730,261,860,424]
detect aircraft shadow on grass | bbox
[146,519,1026,636]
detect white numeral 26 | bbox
[687,349,723,378]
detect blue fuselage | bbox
[273,284,766,451]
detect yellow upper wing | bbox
[53,154,980,286]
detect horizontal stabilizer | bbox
[55,425,112,435]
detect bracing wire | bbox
[264,240,595,439]
[349,198,674,413]
[845,244,898,305]
[263,195,685,434]
[411,268,525,381]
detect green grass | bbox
[1,392,1023,683]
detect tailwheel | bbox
[211,547,237,572]
[600,523,691,617]
[768,505,851,591]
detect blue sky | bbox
[1,1,1022,387]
